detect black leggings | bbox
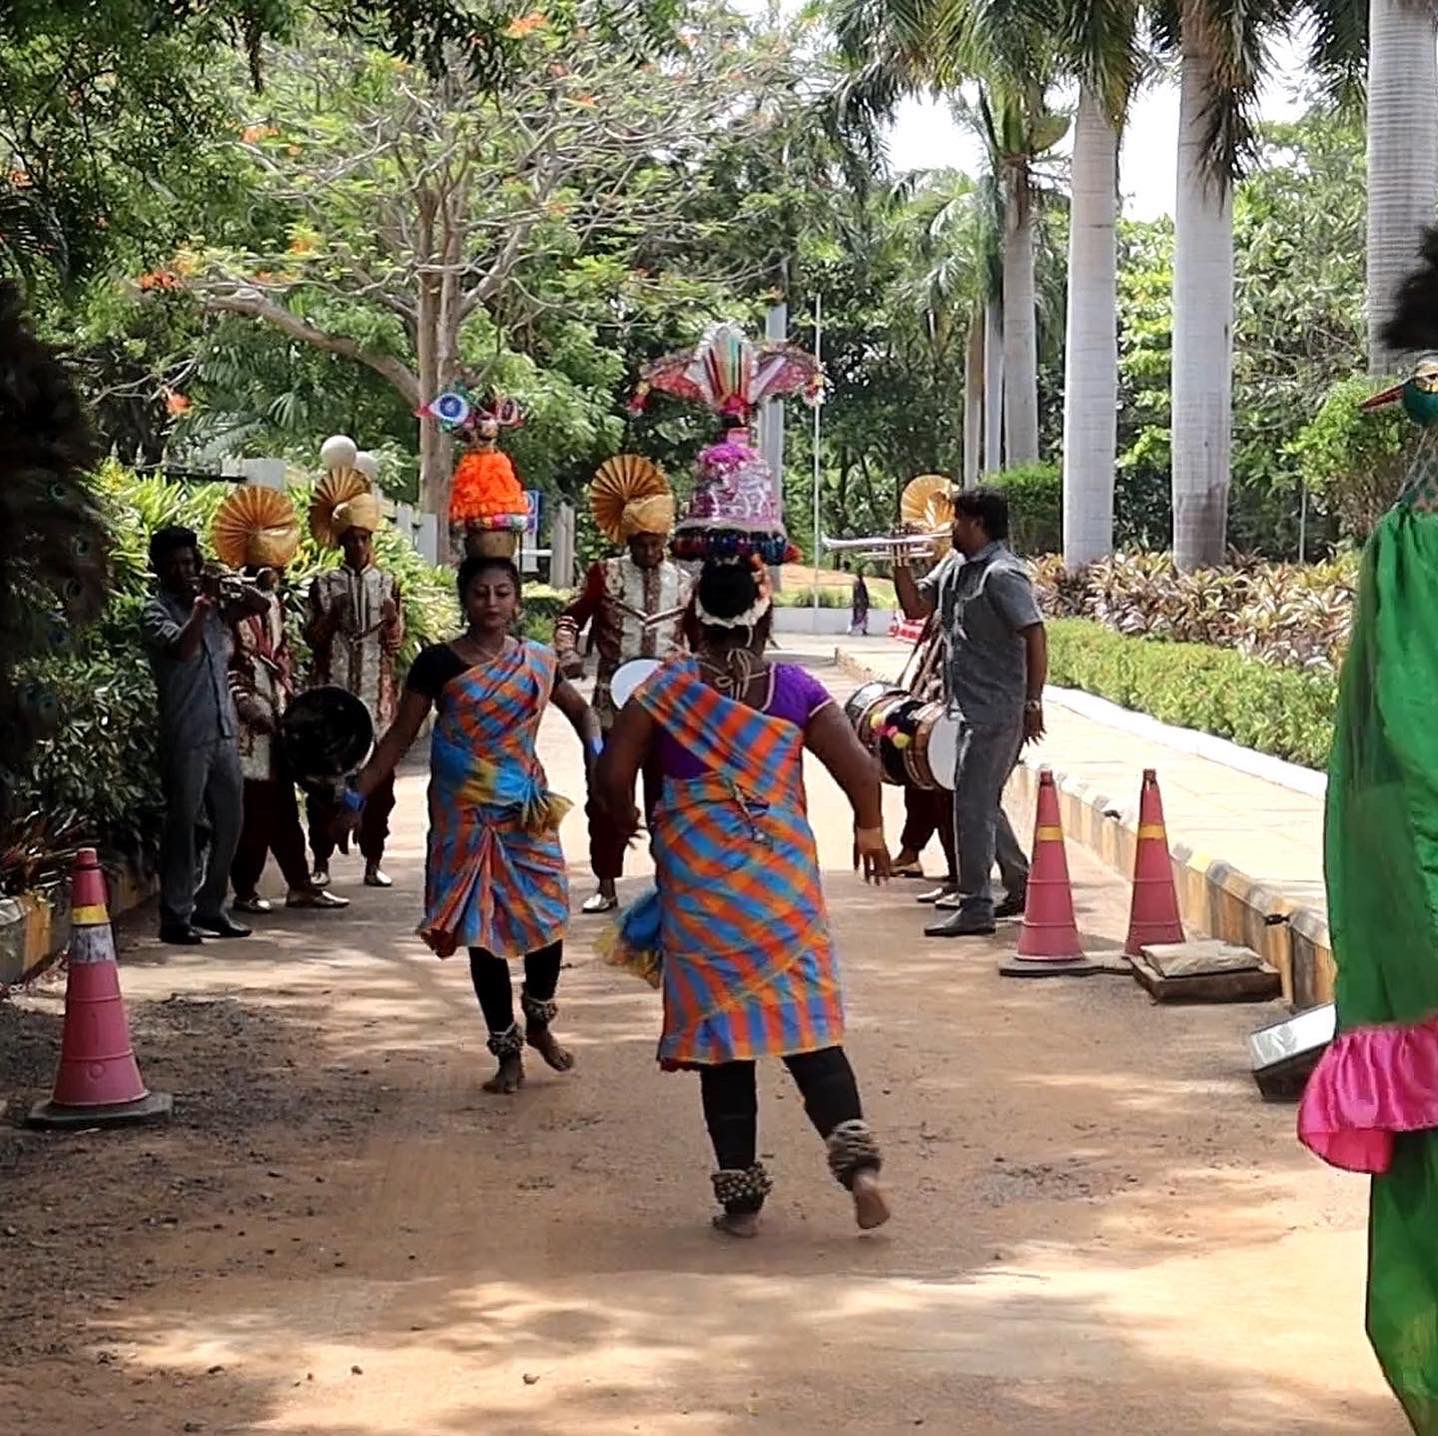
[468,942,562,1034]
[699,1046,862,1172]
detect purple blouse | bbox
[658,663,834,779]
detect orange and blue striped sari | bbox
[630,657,844,1069]
[420,640,571,960]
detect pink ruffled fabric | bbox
[1298,1015,1438,1173]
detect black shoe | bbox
[916,885,957,906]
[193,914,252,940]
[924,911,997,939]
[159,923,205,946]
[995,888,1028,920]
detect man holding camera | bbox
[140,525,255,946]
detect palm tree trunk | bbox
[1002,177,1040,467]
[1171,8,1234,571]
[1062,86,1119,565]
[984,296,1004,473]
[1366,0,1438,375]
[964,309,984,488]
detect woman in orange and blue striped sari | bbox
[345,555,601,1095]
[597,556,892,1236]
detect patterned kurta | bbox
[420,641,572,961]
[307,564,403,731]
[555,556,690,728]
[229,591,293,783]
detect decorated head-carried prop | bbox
[590,455,675,548]
[421,385,528,558]
[310,466,382,549]
[212,486,301,574]
[630,321,824,565]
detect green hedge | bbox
[1046,618,1336,770]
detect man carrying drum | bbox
[555,456,691,914]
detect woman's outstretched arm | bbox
[354,689,431,801]
[551,677,603,769]
[594,699,657,835]
[804,704,890,883]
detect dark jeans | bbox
[699,1046,863,1178]
[307,773,396,868]
[159,737,244,927]
[468,942,563,1034]
[232,776,311,896]
[954,719,1030,923]
[586,745,661,882]
[900,784,957,879]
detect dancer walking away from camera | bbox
[341,555,601,1094]
[597,554,893,1236]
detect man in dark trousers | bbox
[894,486,1047,938]
[140,526,256,946]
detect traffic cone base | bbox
[1126,769,1185,957]
[26,848,171,1131]
[998,954,1104,979]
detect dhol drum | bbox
[898,701,958,790]
[880,697,926,788]
[280,686,375,796]
[611,657,663,709]
[855,688,908,757]
[923,709,960,791]
[844,680,901,737]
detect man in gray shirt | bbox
[139,525,254,946]
[894,486,1048,937]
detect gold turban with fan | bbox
[620,491,675,539]
[331,492,383,541]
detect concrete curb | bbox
[0,861,154,988]
[833,647,1333,1008]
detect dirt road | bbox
[0,659,1404,1434]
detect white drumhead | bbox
[926,714,960,790]
[611,657,662,709]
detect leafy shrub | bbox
[1030,550,1355,673]
[993,462,1062,555]
[5,465,461,889]
[520,584,572,643]
[1046,618,1336,769]
[1288,378,1412,543]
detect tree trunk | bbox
[1062,86,1119,565]
[1002,175,1040,468]
[1367,0,1438,375]
[983,297,1004,474]
[1171,8,1235,571]
[964,308,984,489]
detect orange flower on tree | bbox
[505,11,548,38]
[164,391,191,416]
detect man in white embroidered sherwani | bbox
[304,492,404,890]
[555,487,689,913]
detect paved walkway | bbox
[784,635,1328,923]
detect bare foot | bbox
[483,1055,524,1094]
[712,1211,760,1238]
[527,1025,575,1074]
[851,1168,891,1231]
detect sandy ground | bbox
[0,657,1405,1435]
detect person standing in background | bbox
[894,486,1047,939]
[305,488,404,890]
[848,567,871,636]
[140,526,256,947]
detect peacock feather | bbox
[0,281,108,819]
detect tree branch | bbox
[195,280,420,407]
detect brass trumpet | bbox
[199,563,278,606]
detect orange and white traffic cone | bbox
[27,849,172,1129]
[1125,769,1185,957]
[1000,770,1097,978]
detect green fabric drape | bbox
[1327,500,1438,1432]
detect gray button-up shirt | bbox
[917,542,1043,727]
[140,592,238,748]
